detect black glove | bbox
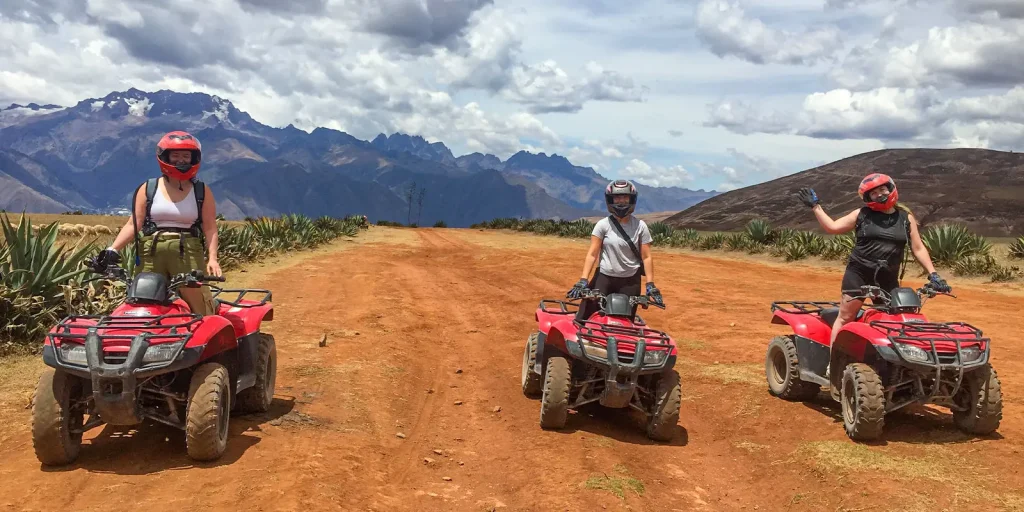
[89,248,121,273]
[797,187,820,208]
[646,282,664,306]
[567,278,589,299]
[928,272,951,293]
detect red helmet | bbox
[858,173,898,211]
[156,131,202,181]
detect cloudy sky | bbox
[1,0,1021,192]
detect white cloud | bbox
[833,21,1024,90]
[620,158,694,188]
[695,0,843,65]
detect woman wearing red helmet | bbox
[567,179,663,323]
[797,174,950,352]
[91,130,222,316]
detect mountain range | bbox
[0,88,718,226]
[664,148,1024,237]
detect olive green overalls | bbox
[133,178,216,316]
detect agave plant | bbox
[558,219,594,239]
[820,233,855,261]
[791,231,825,256]
[1,213,95,301]
[745,219,774,245]
[783,242,810,261]
[921,224,988,267]
[1008,236,1024,259]
[670,228,699,248]
[648,222,674,240]
[724,233,749,251]
[696,233,726,250]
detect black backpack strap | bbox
[191,179,208,253]
[899,208,912,281]
[607,215,646,276]
[130,181,150,268]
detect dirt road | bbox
[2,227,1023,511]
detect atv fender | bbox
[189,316,238,360]
[220,304,274,338]
[533,322,576,376]
[832,323,894,376]
[772,311,831,346]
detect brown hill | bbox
[664,148,1024,237]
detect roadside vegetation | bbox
[0,212,366,356]
[471,217,1023,284]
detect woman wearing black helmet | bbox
[567,179,663,322]
[797,173,951,356]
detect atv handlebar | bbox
[81,259,226,289]
[575,288,666,309]
[844,284,956,304]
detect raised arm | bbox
[798,187,860,234]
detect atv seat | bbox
[819,307,865,327]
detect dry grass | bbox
[798,441,961,481]
[582,464,645,499]
[797,441,1024,509]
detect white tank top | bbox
[150,183,199,229]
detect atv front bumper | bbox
[43,331,204,426]
[565,337,676,408]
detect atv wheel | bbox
[185,363,231,461]
[521,332,542,398]
[646,369,681,442]
[952,364,1002,435]
[236,333,277,413]
[765,335,820,401]
[840,363,885,441]
[31,367,86,466]
[539,356,572,430]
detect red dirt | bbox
[2,227,1024,511]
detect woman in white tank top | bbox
[93,130,222,316]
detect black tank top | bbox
[848,207,910,274]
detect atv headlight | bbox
[582,341,609,360]
[143,341,185,364]
[896,343,930,363]
[643,349,667,366]
[58,342,87,365]
[959,346,982,363]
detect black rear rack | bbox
[539,298,581,315]
[210,287,272,308]
[771,300,841,314]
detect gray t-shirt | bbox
[592,216,652,278]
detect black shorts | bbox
[841,262,899,297]
[575,270,642,322]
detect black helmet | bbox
[605,179,638,217]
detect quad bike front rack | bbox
[869,319,990,411]
[47,312,204,426]
[48,312,203,367]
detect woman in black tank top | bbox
[795,173,951,363]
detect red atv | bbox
[32,262,277,465]
[766,283,1002,441]
[521,289,681,441]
